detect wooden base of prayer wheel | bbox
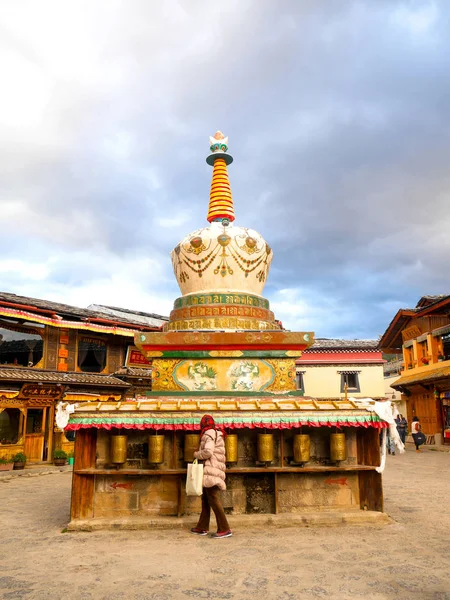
[225,434,238,463]
[293,434,310,463]
[184,434,200,462]
[148,435,165,464]
[330,433,347,462]
[110,435,127,465]
[257,433,274,463]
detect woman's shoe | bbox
[190,528,208,535]
[211,530,232,539]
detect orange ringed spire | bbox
[206,130,235,223]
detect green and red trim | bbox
[67,413,386,431]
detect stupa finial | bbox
[206,130,235,223]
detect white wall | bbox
[298,364,385,399]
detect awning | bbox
[391,365,450,388]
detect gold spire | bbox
[206,131,235,223]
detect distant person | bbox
[395,414,408,444]
[386,427,396,455]
[190,415,232,539]
[411,416,425,452]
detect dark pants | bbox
[412,433,420,450]
[398,429,406,444]
[196,486,230,533]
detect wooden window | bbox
[0,320,44,367]
[404,346,415,369]
[0,408,21,444]
[418,341,429,365]
[296,372,305,393]
[78,337,107,373]
[340,372,360,393]
[26,409,43,434]
[442,334,450,361]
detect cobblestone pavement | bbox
[1,446,450,600]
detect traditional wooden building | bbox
[379,294,450,445]
[0,292,166,462]
[67,132,388,529]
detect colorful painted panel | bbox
[172,359,276,392]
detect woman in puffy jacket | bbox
[190,414,232,539]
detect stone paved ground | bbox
[1,446,450,600]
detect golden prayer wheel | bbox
[225,434,238,463]
[148,435,165,464]
[184,434,200,462]
[330,433,347,462]
[110,435,128,465]
[293,434,311,463]
[257,433,274,463]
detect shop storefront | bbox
[0,384,63,462]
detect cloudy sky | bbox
[0,0,448,339]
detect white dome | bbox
[171,221,273,297]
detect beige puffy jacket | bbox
[194,429,226,490]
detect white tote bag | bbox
[186,458,204,496]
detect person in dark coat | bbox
[411,416,424,452]
[395,413,408,444]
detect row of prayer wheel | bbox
[225,432,347,463]
[109,432,347,465]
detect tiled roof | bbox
[305,339,379,351]
[384,359,404,376]
[88,304,168,327]
[416,295,450,308]
[0,292,167,329]
[114,366,153,378]
[0,367,130,387]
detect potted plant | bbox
[408,363,413,370]
[53,449,68,466]
[67,451,75,466]
[438,353,445,362]
[12,452,27,470]
[421,357,429,365]
[0,456,14,472]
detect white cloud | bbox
[391,2,438,36]
[0,259,51,281]
[1,0,450,339]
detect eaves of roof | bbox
[378,309,418,352]
[391,364,450,388]
[0,367,130,387]
[0,291,167,330]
